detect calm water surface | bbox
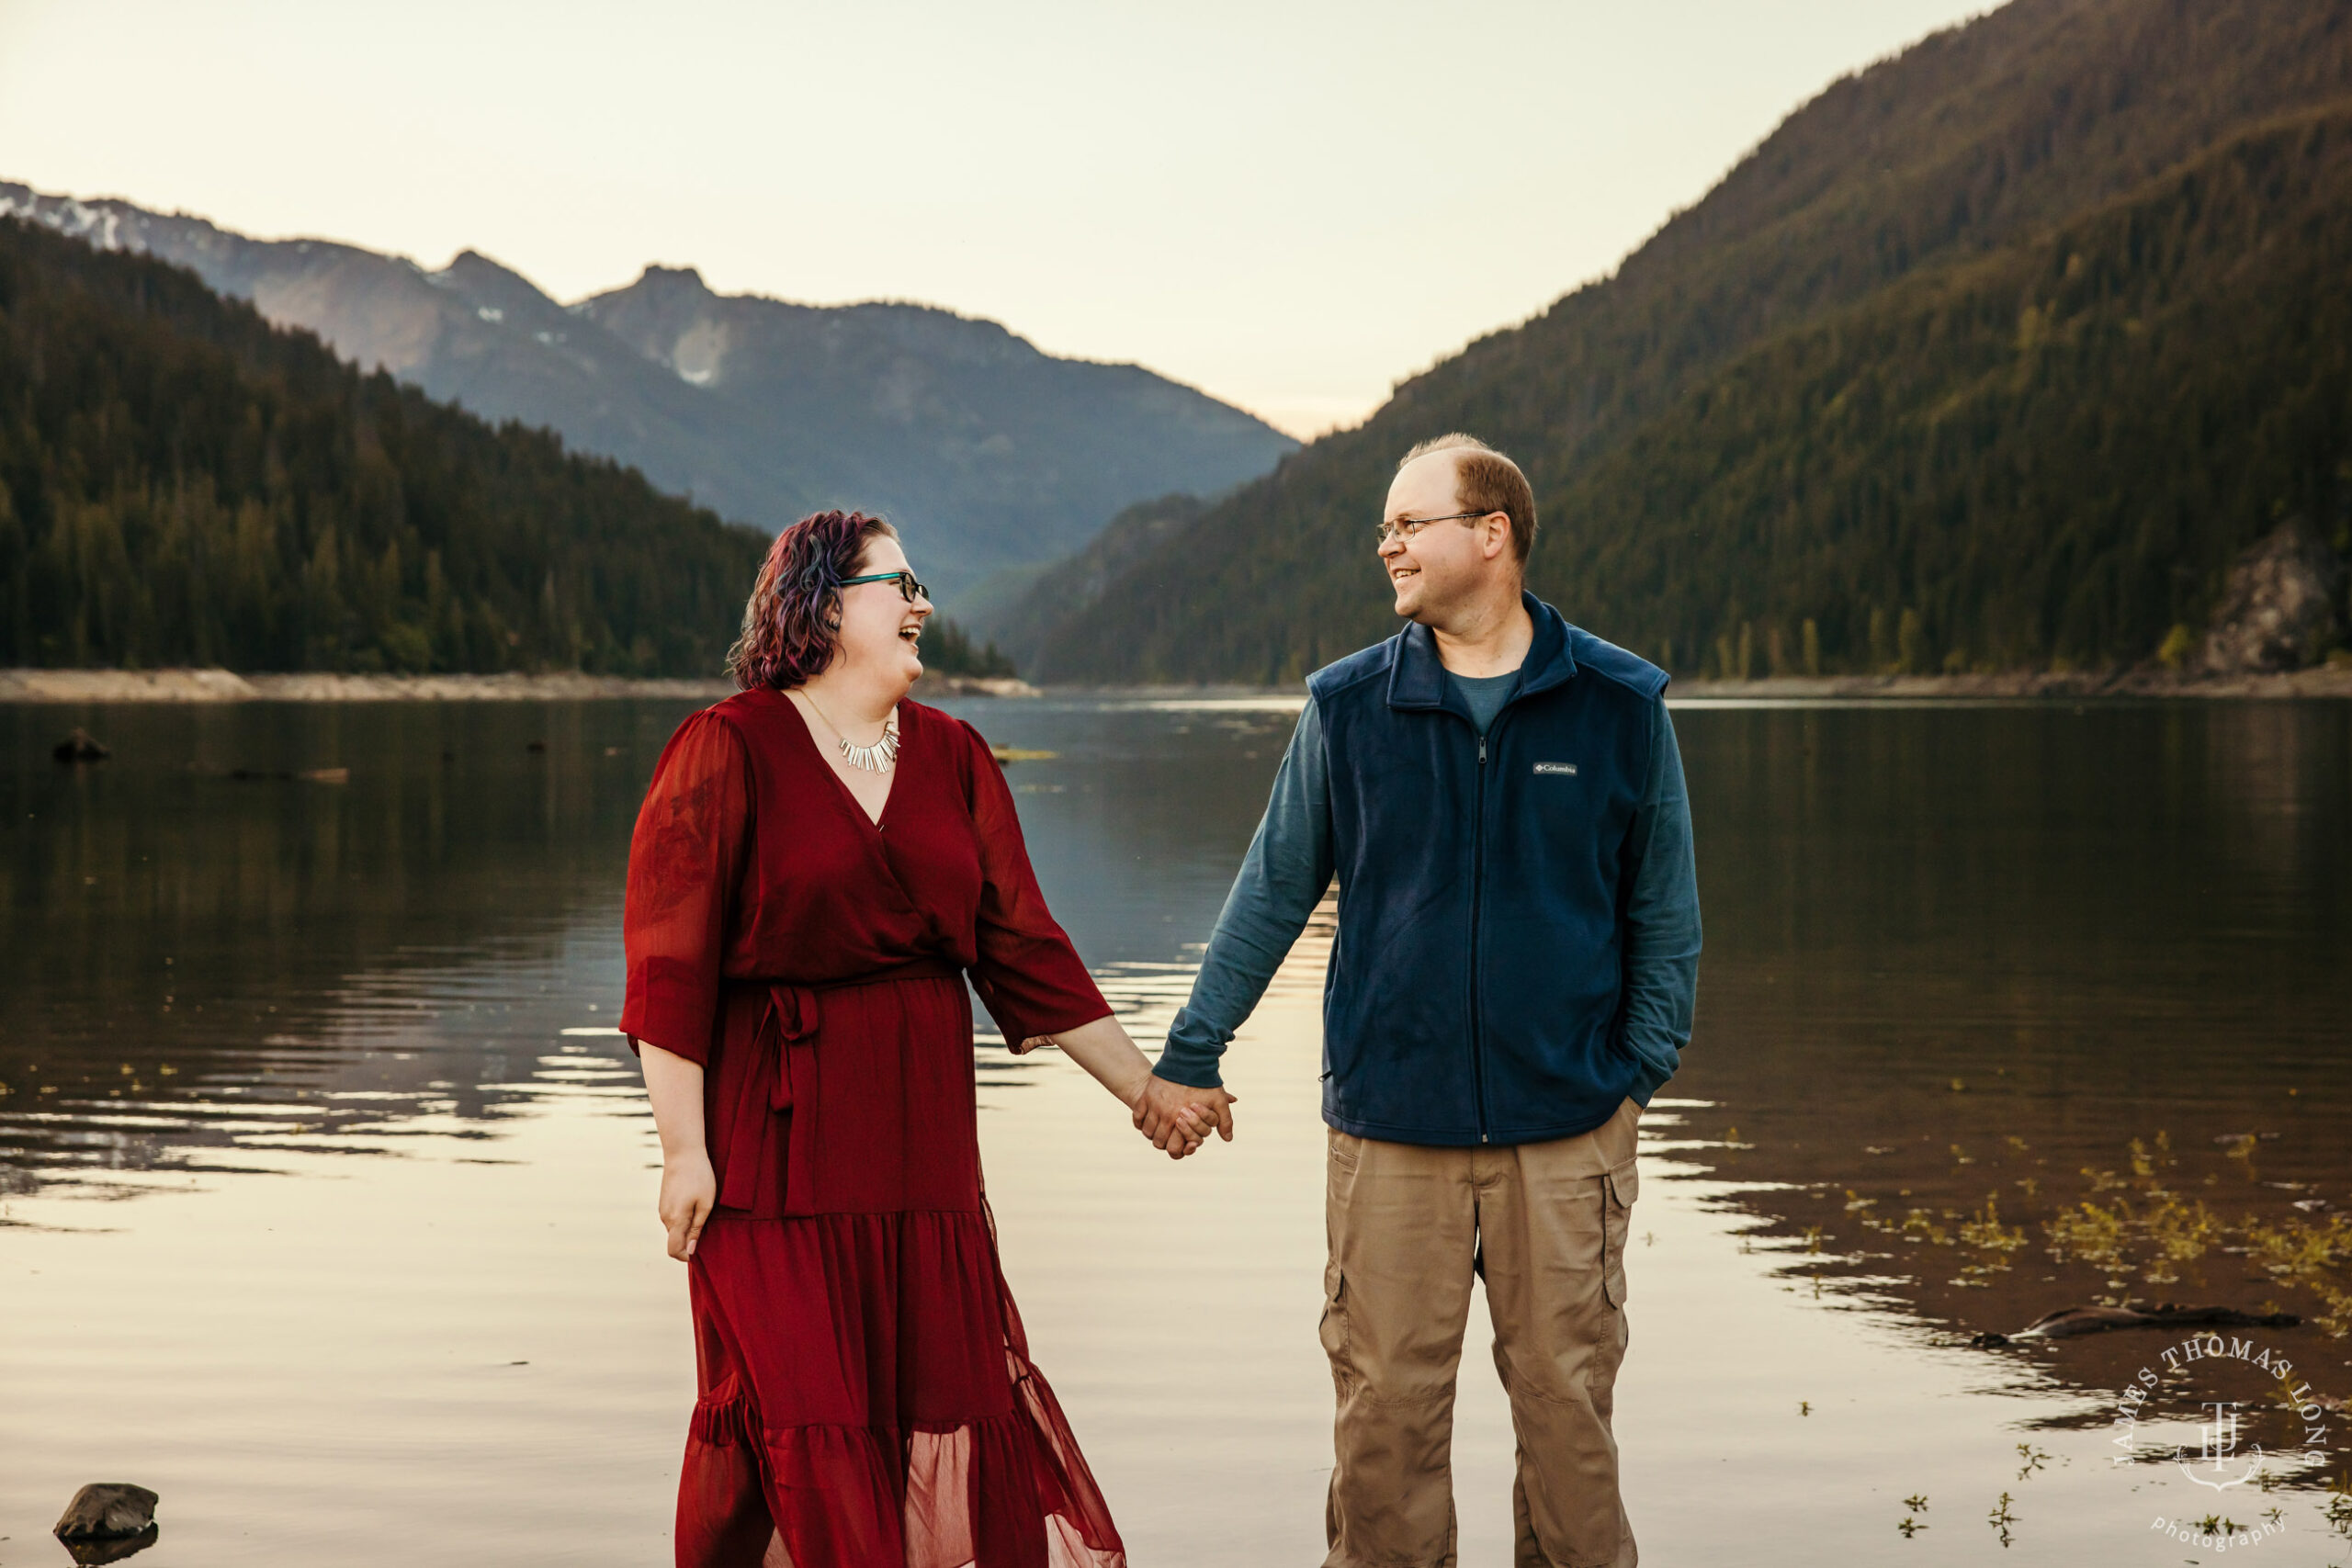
[2,697,2347,1565]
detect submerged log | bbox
[54,1483,157,1539]
[1970,1303,2301,1348]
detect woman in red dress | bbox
[621,511,1231,1568]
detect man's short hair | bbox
[1397,434,1536,564]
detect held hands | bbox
[1131,1074,1238,1159]
[1015,1021,1238,1161]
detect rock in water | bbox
[51,728,112,762]
[2201,518,2346,672]
[54,1483,158,1540]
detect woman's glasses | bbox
[842,570,931,604]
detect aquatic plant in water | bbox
[1987,1490,2017,1548]
[1961,1194,2030,1253]
[2027,1134,2351,1325]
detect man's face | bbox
[1379,452,1499,623]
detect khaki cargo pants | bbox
[1319,1096,1641,1568]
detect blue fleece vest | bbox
[1306,594,1667,1145]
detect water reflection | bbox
[60,1524,160,1565]
[0,701,691,1201]
[3,695,2348,1561]
[0,698,1305,1204]
[6,698,2346,1324]
[1667,702,2352,1485]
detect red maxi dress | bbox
[619,690,1126,1568]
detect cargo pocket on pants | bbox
[1317,1259,1351,1389]
[1602,1157,1637,1308]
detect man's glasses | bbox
[1374,510,1496,546]
[842,570,931,604]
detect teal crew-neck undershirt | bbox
[1448,668,1519,736]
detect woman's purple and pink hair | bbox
[726,510,899,691]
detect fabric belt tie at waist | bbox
[718,959,962,1213]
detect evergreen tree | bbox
[0,218,765,674]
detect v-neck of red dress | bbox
[777,688,905,830]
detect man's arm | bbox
[1135,697,1333,1142]
[1620,699,1701,1101]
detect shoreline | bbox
[4,665,2349,704]
[1055,666,2352,702]
[0,669,1040,704]
[1667,665,2352,700]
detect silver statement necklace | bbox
[803,694,900,773]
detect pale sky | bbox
[2,0,1989,437]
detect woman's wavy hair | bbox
[726,510,899,690]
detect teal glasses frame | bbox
[842,570,931,604]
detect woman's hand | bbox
[659,1146,718,1261]
[1132,1076,1237,1152]
[1021,1018,1213,1159]
[639,1040,716,1259]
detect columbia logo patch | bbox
[1532,761,1578,776]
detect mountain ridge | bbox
[0,185,1295,593]
[0,214,763,674]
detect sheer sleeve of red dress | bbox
[961,723,1112,1048]
[620,710,752,1066]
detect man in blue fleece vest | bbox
[1136,434,1701,1568]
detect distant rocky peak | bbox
[581,263,719,326]
[574,266,729,383]
[430,248,562,322]
[440,247,528,284]
[632,263,713,297]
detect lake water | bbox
[2,696,2347,1566]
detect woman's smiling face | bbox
[832,535,933,683]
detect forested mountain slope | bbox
[1547,107,2352,675]
[0,217,763,673]
[0,185,1295,593]
[1035,0,2352,682]
[980,493,1208,671]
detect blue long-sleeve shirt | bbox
[1157,689,1701,1100]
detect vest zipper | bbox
[1470,729,1490,1143]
